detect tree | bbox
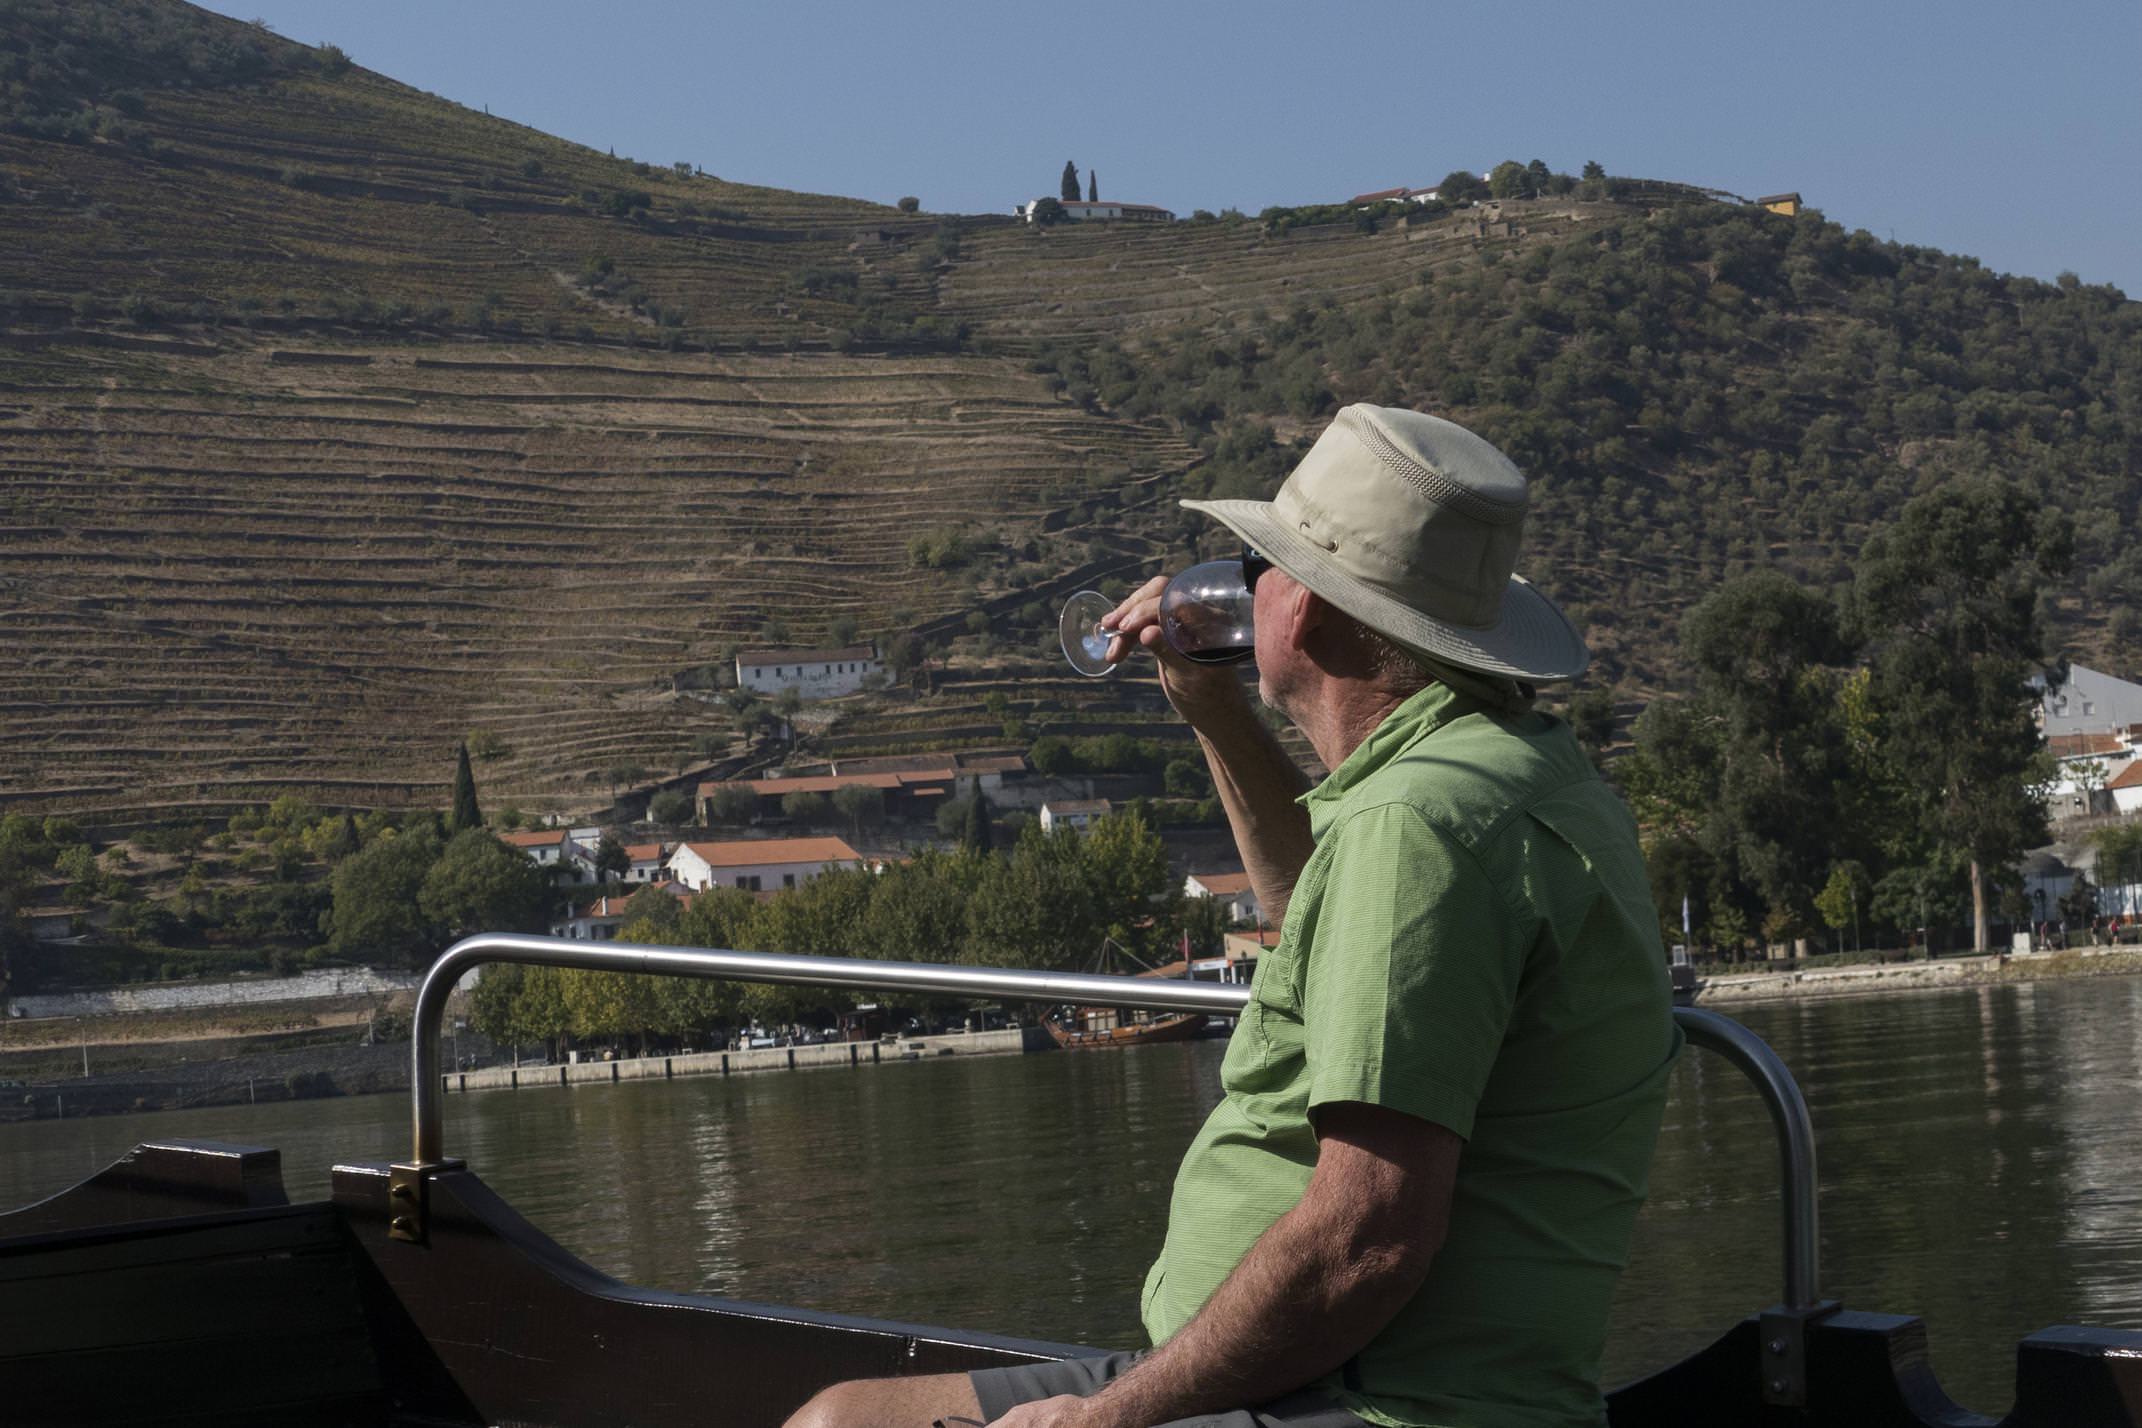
[1814,861,1867,954]
[1437,170,1488,204]
[2093,824,2142,912]
[1060,160,1080,203]
[781,790,828,824]
[832,783,882,840]
[1622,571,1858,941]
[419,828,551,943]
[1850,477,2073,951]
[896,195,920,213]
[448,743,482,832]
[1087,169,1097,203]
[1487,160,1529,199]
[649,790,692,826]
[1567,687,1618,765]
[708,785,759,825]
[1581,159,1605,181]
[594,833,631,881]
[1030,196,1067,226]
[961,790,994,854]
[327,826,443,966]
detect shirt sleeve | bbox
[1299,802,1521,1141]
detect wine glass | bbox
[1059,560,1256,677]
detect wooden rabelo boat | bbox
[3,934,2137,1428]
[1043,941,1212,1049]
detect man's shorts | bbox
[967,1350,1369,1427]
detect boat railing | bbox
[400,934,1822,1318]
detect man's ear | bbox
[1286,584,1328,653]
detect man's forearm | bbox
[1189,705,1314,928]
[1074,1178,1431,1427]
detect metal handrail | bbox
[408,934,1821,1306]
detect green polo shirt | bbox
[1141,683,1679,1428]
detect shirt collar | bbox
[1301,681,1483,837]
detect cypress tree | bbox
[1087,169,1097,202]
[1060,160,1080,203]
[450,742,482,832]
[961,791,994,854]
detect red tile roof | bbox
[1349,186,1409,204]
[2109,760,2142,791]
[736,645,877,668]
[1190,872,1254,896]
[2051,733,2128,758]
[675,836,863,868]
[624,842,667,861]
[501,829,569,848]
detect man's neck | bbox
[1293,680,1422,774]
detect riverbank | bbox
[1695,945,2142,1006]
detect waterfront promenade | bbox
[439,1027,1043,1096]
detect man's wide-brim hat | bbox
[1182,404,1589,682]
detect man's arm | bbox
[993,1102,1463,1428]
[1104,576,1315,925]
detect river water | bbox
[4,978,2140,1414]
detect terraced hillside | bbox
[5,1,2135,830]
[0,334,1195,819]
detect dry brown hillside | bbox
[2,5,1639,823]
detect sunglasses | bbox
[1241,545,1271,594]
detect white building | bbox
[1184,870,1263,927]
[501,829,599,884]
[1021,198,1174,224]
[736,645,881,700]
[2040,665,2142,740]
[1039,799,1112,834]
[624,841,671,882]
[2112,761,2142,817]
[552,881,691,940]
[666,836,867,893]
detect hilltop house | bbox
[1040,798,1112,834]
[1348,185,1441,206]
[501,828,598,884]
[666,836,867,893]
[1021,198,1174,224]
[1184,870,1263,927]
[1756,192,1803,216]
[735,645,880,700]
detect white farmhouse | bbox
[736,644,881,700]
[552,881,692,940]
[624,841,671,883]
[666,836,867,893]
[1039,798,1111,834]
[501,828,598,884]
[1021,198,1174,224]
[1184,870,1263,927]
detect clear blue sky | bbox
[208,0,2142,296]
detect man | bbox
[787,405,1679,1427]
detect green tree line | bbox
[469,811,1193,1055]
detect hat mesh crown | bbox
[1342,408,1526,528]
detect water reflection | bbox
[2,981,2138,1411]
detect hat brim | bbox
[1181,497,1590,682]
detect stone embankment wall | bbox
[1697,947,2142,1007]
[12,968,421,1019]
[442,1027,1039,1096]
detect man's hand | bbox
[1102,575,1249,730]
[986,1393,1094,1428]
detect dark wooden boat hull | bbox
[3,1139,2138,1427]
[1045,1011,1209,1049]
